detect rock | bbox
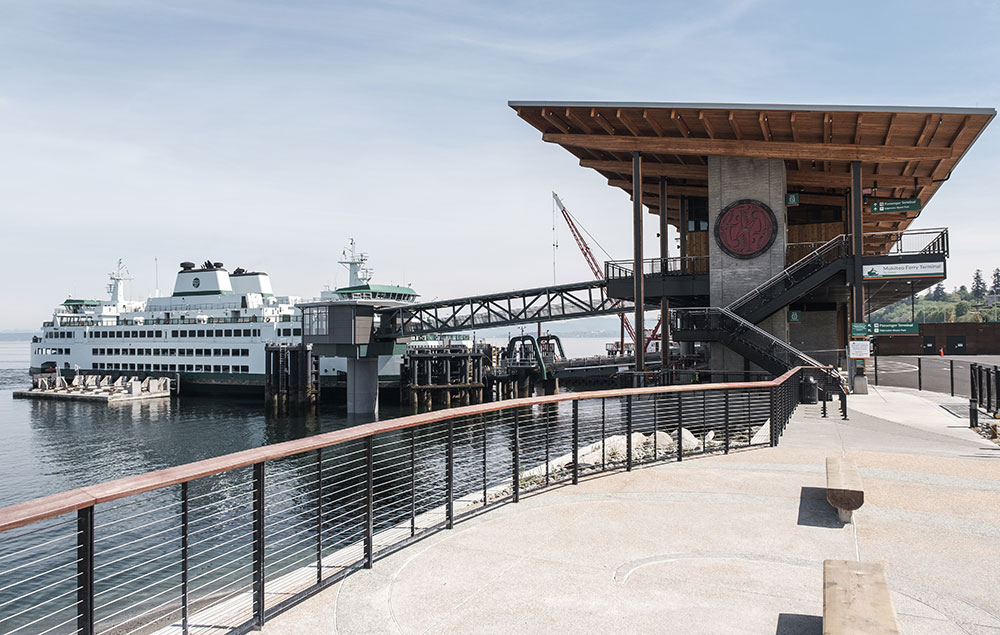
[704,430,722,447]
[630,432,650,450]
[675,427,700,449]
[652,431,676,453]
[579,449,603,466]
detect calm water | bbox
[0,340,395,508]
[0,337,611,508]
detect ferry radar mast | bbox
[339,239,373,287]
[107,259,132,306]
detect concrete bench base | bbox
[823,559,900,634]
[826,456,863,523]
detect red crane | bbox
[552,192,662,351]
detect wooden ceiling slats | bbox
[514,103,993,233]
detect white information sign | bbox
[863,261,944,280]
[848,340,871,359]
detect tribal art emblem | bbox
[714,199,777,259]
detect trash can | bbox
[799,375,818,404]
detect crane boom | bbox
[552,192,638,342]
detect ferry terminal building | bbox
[511,102,995,387]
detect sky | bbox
[1,0,998,330]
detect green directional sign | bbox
[871,322,919,336]
[870,198,921,214]
[852,322,920,337]
[788,309,803,323]
[785,192,800,206]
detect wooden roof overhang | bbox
[510,101,994,234]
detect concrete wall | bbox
[789,310,839,367]
[708,156,789,372]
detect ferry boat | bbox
[29,243,417,395]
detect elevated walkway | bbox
[262,386,999,635]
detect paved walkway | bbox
[264,386,1000,634]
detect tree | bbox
[930,282,947,301]
[955,301,971,318]
[972,269,987,300]
[991,268,1000,296]
[957,285,971,301]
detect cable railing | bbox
[604,256,709,279]
[863,227,949,257]
[0,370,818,635]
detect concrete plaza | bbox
[264,386,1000,634]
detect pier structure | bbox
[401,345,487,411]
[263,343,319,411]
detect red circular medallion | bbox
[714,199,777,259]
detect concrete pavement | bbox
[263,386,1000,634]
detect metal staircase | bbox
[675,236,853,389]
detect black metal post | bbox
[970,398,979,428]
[918,357,923,391]
[677,393,683,462]
[632,150,645,372]
[544,407,550,486]
[821,390,828,418]
[482,414,488,506]
[994,366,999,415]
[315,449,323,584]
[252,462,265,628]
[512,409,520,503]
[873,354,878,386]
[850,161,865,325]
[950,360,955,397]
[971,364,978,403]
[840,391,848,420]
[76,506,94,635]
[409,428,416,536]
[181,482,189,635]
[626,395,633,471]
[446,418,454,529]
[572,400,579,485]
[724,390,730,454]
[768,387,777,447]
[364,437,373,568]
[601,398,606,472]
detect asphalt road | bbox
[871,355,1000,398]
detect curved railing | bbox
[0,370,820,634]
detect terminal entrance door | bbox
[922,336,936,354]
[946,335,966,355]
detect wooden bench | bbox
[823,560,900,634]
[826,456,863,523]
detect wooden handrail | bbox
[0,367,821,533]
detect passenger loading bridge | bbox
[375,279,634,339]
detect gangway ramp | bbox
[376,279,634,338]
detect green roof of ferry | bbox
[335,284,417,296]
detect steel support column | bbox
[850,161,864,323]
[659,177,670,364]
[632,151,645,372]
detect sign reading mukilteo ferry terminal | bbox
[715,199,778,259]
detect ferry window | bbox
[213,365,221,372]
[124,331,131,339]
[242,365,249,372]
[92,348,98,355]
[155,331,162,338]
[195,365,202,372]
[171,330,178,337]
[215,329,223,337]
[242,349,249,356]
[186,365,192,371]
[293,328,301,336]
[169,364,176,371]
[221,365,229,373]
[214,349,222,356]
[196,330,204,337]
[224,329,232,337]
[132,331,138,338]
